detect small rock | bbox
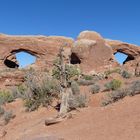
[0,130,7,138]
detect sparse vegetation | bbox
[102,88,128,106]
[52,58,80,81]
[3,110,15,125]
[0,106,5,116]
[90,84,100,94]
[104,79,122,91]
[121,70,131,79]
[127,80,140,96]
[23,70,61,111]
[11,84,28,99]
[0,90,15,105]
[102,80,140,106]
[78,79,95,86]
[68,94,88,111]
[71,81,80,95]
[82,75,93,80]
[104,68,121,76]
[0,106,15,125]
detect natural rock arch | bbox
[105,39,140,74]
[0,31,140,73]
[70,53,81,64]
[0,34,73,69]
[105,39,140,59]
[114,51,134,64]
[4,49,37,68]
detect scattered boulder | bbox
[77,30,104,41]
[0,130,7,138]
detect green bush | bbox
[104,79,122,91]
[102,80,140,106]
[24,99,40,112]
[0,106,15,125]
[82,75,93,80]
[3,110,15,125]
[127,80,140,96]
[52,59,80,81]
[121,70,131,79]
[71,81,80,95]
[11,84,28,99]
[102,88,128,106]
[23,71,60,111]
[65,65,81,80]
[78,79,95,86]
[0,106,5,116]
[0,90,14,105]
[104,68,121,76]
[68,94,88,110]
[90,84,100,94]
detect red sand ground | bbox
[1,93,140,140]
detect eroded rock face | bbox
[77,30,104,41]
[71,31,116,73]
[4,55,19,68]
[105,39,140,57]
[0,31,140,88]
[0,34,73,70]
[105,39,140,74]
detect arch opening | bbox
[4,59,19,68]
[114,52,134,65]
[4,51,37,68]
[70,53,81,64]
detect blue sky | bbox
[0,0,139,67]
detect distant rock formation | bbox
[0,34,73,70]
[0,30,140,88]
[105,39,140,74]
[71,31,116,73]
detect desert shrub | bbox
[102,80,140,106]
[104,68,121,76]
[11,84,28,99]
[68,94,88,110]
[121,70,131,79]
[23,71,61,111]
[78,79,95,86]
[0,90,15,105]
[3,110,15,125]
[104,79,122,91]
[0,106,4,116]
[0,107,15,125]
[24,98,40,112]
[52,59,80,81]
[82,75,93,80]
[127,80,140,96]
[102,88,128,106]
[90,84,100,94]
[71,81,80,95]
[65,65,81,80]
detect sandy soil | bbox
[1,92,140,140]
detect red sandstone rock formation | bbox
[105,39,140,74]
[71,31,116,73]
[0,34,73,69]
[0,31,140,88]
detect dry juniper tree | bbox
[45,44,87,125]
[55,44,72,116]
[45,44,70,125]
